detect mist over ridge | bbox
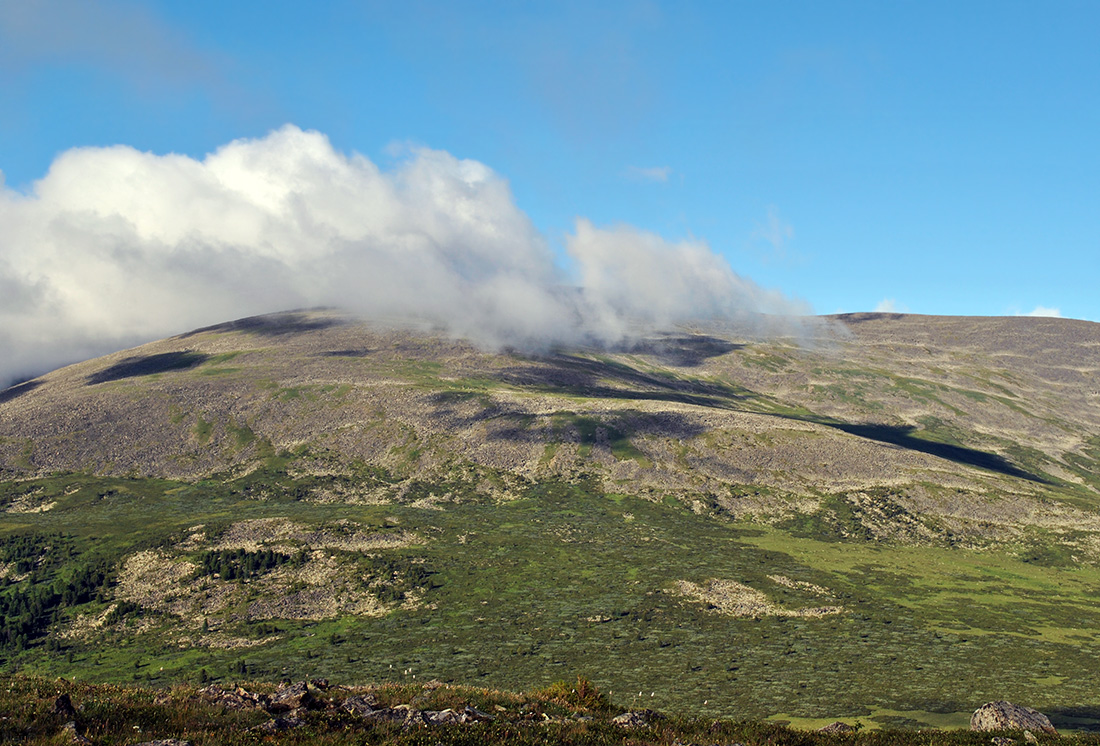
[0,125,811,388]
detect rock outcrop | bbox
[970,701,1057,734]
[818,721,859,733]
[612,709,665,727]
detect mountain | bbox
[2,310,1099,731]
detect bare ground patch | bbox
[673,578,843,618]
[209,517,418,552]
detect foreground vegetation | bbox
[3,467,1100,730]
[4,674,1096,746]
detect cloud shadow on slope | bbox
[319,349,372,358]
[821,421,1049,484]
[470,352,1051,484]
[495,351,753,410]
[622,335,745,367]
[0,379,43,405]
[86,351,209,385]
[178,311,343,339]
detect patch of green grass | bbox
[551,413,651,466]
[192,415,213,444]
[276,386,302,401]
[16,439,34,470]
[225,419,256,450]
[207,351,245,365]
[742,350,792,372]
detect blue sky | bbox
[1,0,1098,351]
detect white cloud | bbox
[568,219,809,340]
[1018,305,1063,318]
[625,165,672,183]
[0,125,812,386]
[873,298,908,313]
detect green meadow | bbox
[3,465,1099,731]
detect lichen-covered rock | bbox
[341,694,378,716]
[198,684,265,710]
[418,706,495,725]
[818,721,859,733]
[60,721,91,745]
[267,681,317,713]
[612,709,664,727]
[422,708,466,725]
[462,705,494,722]
[970,701,1057,734]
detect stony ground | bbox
[2,309,1098,547]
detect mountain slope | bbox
[2,310,1099,729]
[3,309,1099,532]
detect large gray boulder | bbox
[970,701,1057,734]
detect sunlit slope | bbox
[2,310,1098,532]
[2,310,1100,727]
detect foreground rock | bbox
[200,680,494,731]
[612,709,665,727]
[818,721,859,733]
[266,680,319,713]
[970,701,1057,734]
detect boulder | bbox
[612,709,665,727]
[970,701,1057,734]
[422,708,466,725]
[463,705,494,722]
[363,704,422,726]
[419,706,495,725]
[60,721,91,745]
[198,684,264,711]
[341,694,378,716]
[818,721,859,733]
[267,681,317,713]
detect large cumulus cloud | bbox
[0,125,809,386]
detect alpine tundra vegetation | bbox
[2,309,1099,732]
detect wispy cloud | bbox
[1017,305,1062,318]
[625,165,672,183]
[874,298,908,313]
[0,126,814,387]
